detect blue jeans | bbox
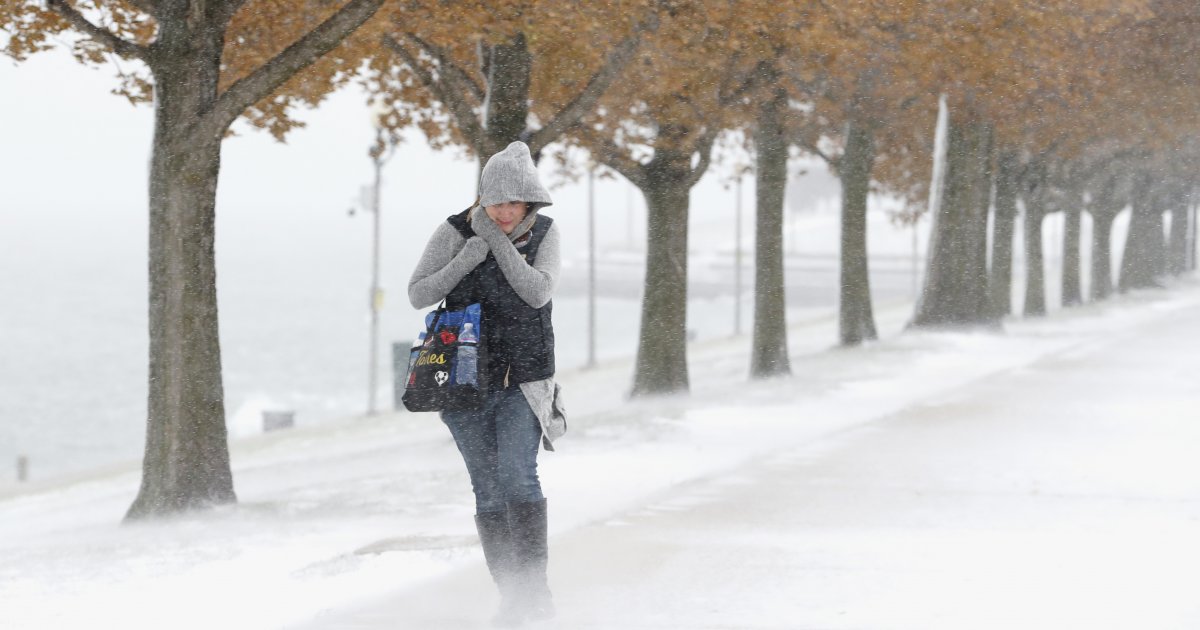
[441,388,544,513]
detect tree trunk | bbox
[1086,174,1122,301]
[838,117,878,346]
[1120,175,1164,292]
[1167,192,1190,276]
[989,151,1019,318]
[1185,201,1195,270]
[911,115,995,328]
[1061,188,1083,307]
[103,0,385,519]
[750,88,791,374]
[631,155,693,397]
[479,32,532,163]
[127,31,235,519]
[1023,185,1047,317]
[1090,212,1116,301]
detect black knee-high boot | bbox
[508,499,554,621]
[474,511,524,627]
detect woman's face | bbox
[485,201,528,234]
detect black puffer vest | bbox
[445,209,555,390]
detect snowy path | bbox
[305,289,1200,629]
[5,283,1199,630]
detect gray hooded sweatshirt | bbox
[408,142,566,448]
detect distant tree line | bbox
[4,0,1196,517]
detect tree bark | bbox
[1167,191,1190,276]
[591,121,713,398]
[123,0,385,520]
[838,117,878,346]
[989,151,1019,318]
[1120,174,1164,292]
[1086,174,1122,301]
[1185,201,1195,270]
[750,87,792,374]
[1061,187,1084,307]
[911,114,996,328]
[127,24,235,519]
[1023,175,1047,317]
[1090,212,1116,301]
[479,32,533,162]
[631,155,693,396]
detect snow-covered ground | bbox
[3,274,1197,629]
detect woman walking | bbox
[408,141,565,627]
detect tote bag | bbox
[401,302,487,412]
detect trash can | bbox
[262,410,295,432]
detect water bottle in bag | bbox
[455,323,478,385]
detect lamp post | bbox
[360,108,393,416]
[912,213,920,301]
[587,163,597,368]
[734,166,751,336]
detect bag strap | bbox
[425,300,448,337]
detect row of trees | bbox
[4,0,1196,517]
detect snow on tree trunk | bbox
[838,116,878,346]
[988,151,1019,317]
[925,95,950,227]
[1061,187,1084,307]
[127,32,235,520]
[911,108,996,329]
[631,156,693,397]
[1120,175,1165,292]
[751,87,791,376]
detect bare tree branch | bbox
[122,0,160,18]
[778,57,828,98]
[685,129,718,188]
[1076,148,1139,185]
[382,34,484,152]
[525,11,661,154]
[587,132,648,189]
[46,0,149,61]
[204,0,386,139]
[794,136,837,167]
[404,31,485,101]
[719,58,773,107]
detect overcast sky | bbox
[0,46,861,347]
[0,46,795,262]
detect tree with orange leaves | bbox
[1,0,400,518]
[778,1,935,346]
[364,0,661,167]
[564,1,750,396]
[1101,0,1200,291]
[887,0,1148,327]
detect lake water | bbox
[0,202,924,483]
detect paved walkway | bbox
[304,295,1200,629]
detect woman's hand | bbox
[460,235,490,265]
[471,205,508,247]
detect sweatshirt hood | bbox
[478,141,553,212]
